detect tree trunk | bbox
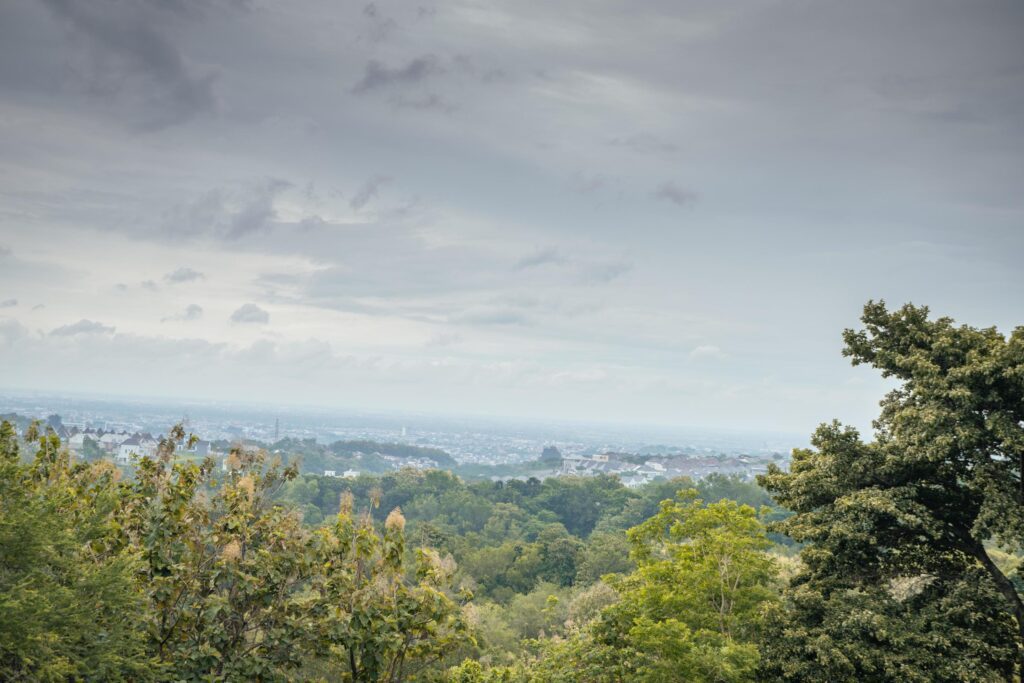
[963,535,1024,681]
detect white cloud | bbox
[689,344,726,361]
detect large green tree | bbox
[526,491,777,682]
[119,431,317,681]
[0,423,154,681]
[0,421,472,682]
[759,301,1024,680]
[310,493,470,682]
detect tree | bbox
[539,446,562,464]
[536,524,583,587]
[120,432,316,680]
[536,476,630,538]
[574,531,635,586]
[531,491,777,682]
[311,493,470,681]
[81,435,104,462]
[0,422,480,682]
[0,422,155,681]
[759,301,1024,680]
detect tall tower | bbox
[274,418,279,441]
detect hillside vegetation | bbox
[1,301,1022,681]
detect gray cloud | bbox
[580,260,632,284]
[162,179,291,240]
[141,280,159,291]
[451,54,510,84]
[0,319,29,346]
[0,0,1022,431]
[609,134,678,156]
[361,2,397,43]
[570,172,611,195]
[50,319,115,336]
[0,299,16,308]
[226,179,291,239]
[229,303,269,324]
[451,308,530,326]
[162,303,203,322]
[391,93,457,113]
[654,182,698,207]
[515,247,567,270]
[38,0,218,129]
[349,175,392,210]
[352,55,442,94]
[165,266,204,283]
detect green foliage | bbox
[758,568,1016,682]
[0,423,154,681]
[446,659,530,682]
[698,473,773,509]
[534,475,632,538]
[0,421,471,682]
[80,435,105,461]
[759,301,1024,680]
[310,495,470,681]
[523,491,778,682]
[574,531,635,585]
[275,437,458,475]
[8,301,1024,681]
[121,434,316,681]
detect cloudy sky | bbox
[1,0,1022,433]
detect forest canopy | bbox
[0,301,1021,681]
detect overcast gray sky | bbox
[1,0,1022,434]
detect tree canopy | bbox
[759,301,1024,680]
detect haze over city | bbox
[1,1,1022,435]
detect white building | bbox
[100,432,129,453]
[115,434,158,464]
[116,436,141,464]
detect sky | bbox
[0,0,1022,435]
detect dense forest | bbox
[1,302,1022,681]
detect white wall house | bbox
[100,432,129,453]
[117,436,142,464]
[115,435,156,464]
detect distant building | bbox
[67,432,89,452]
[116,433,158,464]
[324,470,337,477]
[342,469,359,479]
[100,431,129,453]
[117,436,142,465]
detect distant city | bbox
[0,389,803,481]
